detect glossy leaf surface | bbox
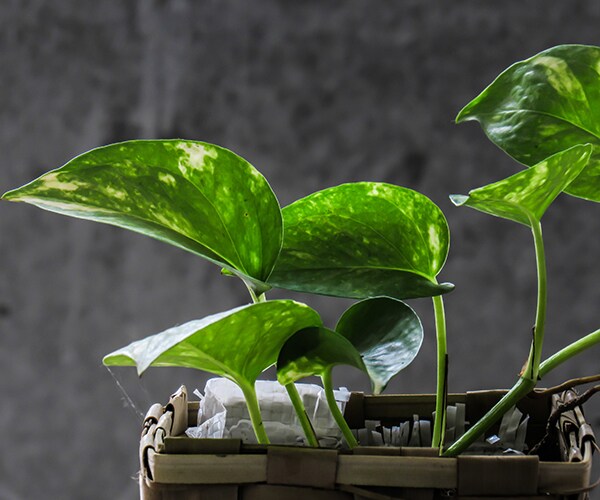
[277,327,366,386]
[450,145,592,226]
[103,300,322,385]
[2,140,282,289]
[336,297,423,394]
[268,182,453,299]
[457,44,600,202]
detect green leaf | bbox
[450,144,592,226]
[268,182,453,299]
[2,140,282,289]
[103,300,322,386]
[336,297,423,394]
[456,44,600,202]
[276,326,367,386]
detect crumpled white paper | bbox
[186,378,350,446]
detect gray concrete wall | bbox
[1,1,599,498]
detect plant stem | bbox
[443,220,547,457]
[442,377,535,456]
[431,294,447,451]
[237,284,271,443]
[239,382,270,444]
[321,368,358,448]
[245,284,261,303]
[245,268,318,446]
[522,220,547,382]
[285,383,320,447]
[539,328,600,378]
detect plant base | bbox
[138,388,596,499]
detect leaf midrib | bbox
[375,195,436,273]
[473,108,600,143]
[100,162,252,276]
[273,264,434,282]
[17,161,259,276]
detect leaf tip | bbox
[439,282,455,294]
[455,104,473,124]
[102,352,142,373]
[102,353,119,367]
[449,194,469,207]
[220,267,236,278]
[1,189,19,201]
[581,142,594,155]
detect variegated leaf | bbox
[277,326,367,386]
[450,145,592,226]
[103,300,322,385]
[2,140,282,290]
[457,44,600,202]
[268,183,453,299]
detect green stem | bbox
[539,328,600,378]
[442,377,535,456]
[285,383,320,447]
[431,294,448,451]
[322,368,358,448]
[246,269,318,447]
[240,382,270,444]
[444,220,547,457]
[239,281,271,443]
[245,284,261,303]
[522,220,547,382]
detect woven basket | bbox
[138,387,596,500]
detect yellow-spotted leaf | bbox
[450,145,592,226]
[268,183,453,299]
[103,300,322,384]
[2,140,282,292]
[457,44,600,202]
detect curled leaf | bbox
[450,145,592,226]
[103,300,322,386]
[336,297,424,394]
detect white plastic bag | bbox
[186,378,350,446]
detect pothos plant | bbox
[3,44,600,456]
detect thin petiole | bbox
[539,328,600,378]
[240,382,270,445]
[321,368,358,448]
[443,377,535,456]
[285,383,320,447]
[431,294,448,452]
[521,219,547,382]
[444,219,547,456]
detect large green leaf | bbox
[336,297,423,394]
[277,326,367,386]
[450,145,592,226]
[457,44,600,202]
[103,300,322,385]
[2,140,282,290]
[268,183,453,299]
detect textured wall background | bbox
[1,1,599,498]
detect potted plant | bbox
[2,44,599,498]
